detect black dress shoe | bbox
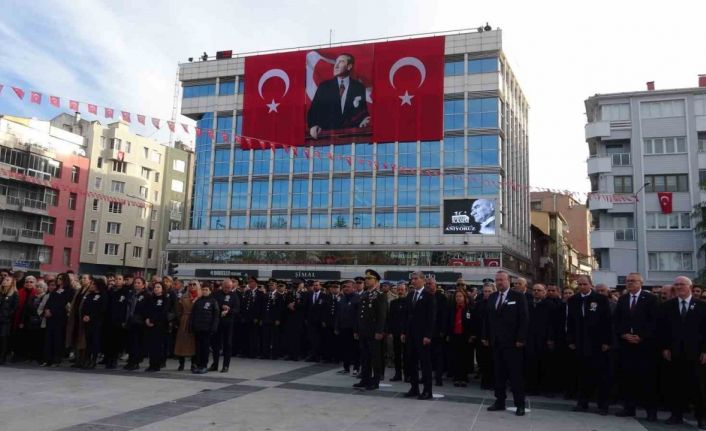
[417,392,432,400]
[615,409,635,417]
[646,411,657,422]
[208,364,218,372]
[352,381,367,389]
[220,366,229,373]
[404,376,410,383]
[404,389,420,398]
[177,364,184,371]
[487,403,506,412]
[365,384,379,391]
[389,374,402,382]
[665,416,683,425]
[434,380,443,387]
[515,406,525,416]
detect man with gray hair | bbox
[402,271,436,399]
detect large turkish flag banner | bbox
[242,51,306,148]
[372,36,444,143]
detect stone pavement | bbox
[0,359,696,431]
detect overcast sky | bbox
[1,0,705,194]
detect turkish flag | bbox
[0,84,3,94]
[88,104,97,114]
[105,107,114,118]
[167,121,175,132]
[372,36,444,143]
[181,123,189,133]
[658,192,673,214]
[483,258,501,267]
[11,87,25,99]
[137,115,145,125]
[242,50,306,148]
[121,111,131,123]
[195,127,202,137]
[69,100,79,111]
[151,118,160,129]
[206,129,214,140]
[220,131,230,143]
[49,96,60,107]
[30,91,42,104]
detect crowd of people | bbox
[0,268,704,428]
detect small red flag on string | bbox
[88,104,97,114]
[206,129,214,140]
[121,111,131,123]
[69,100,79,111]
[292,146,298,156]
[49,96,60,107]
[195,128,202,137]
[11,87,25,99]
[167,121,175,132]
[105,107,114,118]
[137,115,145,125]
[220,131,230,143]
[0,84,3,94]
[181,123,189,133]
[151,118,160,129]
[30,91,42,104]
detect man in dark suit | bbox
[402,271,436,399]
[426,277,447,386]
[613,273,659,421]
[482,270,529,416]
[388,282,410,382]
[307,53,370,139]
[305,280,328,362]
[525,283,556,395]
[567,275,612,415]
[659,276,706,428]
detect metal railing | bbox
[2,227,18,237]
[22,198,48,211]
[20,229,44,240]
[611,153,631,166]
[5,195,21,205]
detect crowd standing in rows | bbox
[0,268,704,428]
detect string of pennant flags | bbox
[0,82,634,205]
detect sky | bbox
[1,0,705,194]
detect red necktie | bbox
[339,82,345,97]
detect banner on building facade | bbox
[443,199,497,235]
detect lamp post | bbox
[633,182,650,275]
[122,241,131,269]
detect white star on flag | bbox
[266,99,280,113]
[399,91,414,106]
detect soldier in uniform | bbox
[322,281,341,363]
[242,276,265,358]
[336,280,360,374]
[353,269,388,390]
[283,280,306,360]
[210,278,240,372]
[261,281,285,359]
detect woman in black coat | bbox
[190,284,219,374]
[0,276,19,364]
[81,277,107,369]
[41,274,73,366]
[446,290,474,386]
[144,282,170,372]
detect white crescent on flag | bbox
[388,57,427,89]
[258,69,290,99]
[660,195,670,205]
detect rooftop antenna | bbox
[329,29,334,47]
[169,63,181,147]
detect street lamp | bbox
[633,182,650,275]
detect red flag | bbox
[483,258,501,267]
[220,131,230,143]
[167,121,175,132]
[258,139,267,150]
[11,87,25,99]
[0,84,3,94]
[181,123,189,133]
[195,127,202,137]
[69,100,79,111]
[206,129,214,140]
[372,36,444,143]
[121,111,131,123]
[137,115,145,125]
[49,95,60,107]
[151,118,160,129]
[88,103,97,114]
[30,91,42,104]
[658,192,673,214]
[242,50,306,147]
[105,107,114,118]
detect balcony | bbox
[18,229,44,245]
[20,197,48,215]
[614,228,635,241]
[590,229,615,249]
[588,196,613,211]
[587,156,612,175]
[1,226,18,241]
[585,121,611,139]
[610,152,631,166]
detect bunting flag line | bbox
[30,91,41,104]
[69,100,79,111]
[137,114,146,125]
[11,87,24,99]
[50,96,60,108]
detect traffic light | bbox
[168,262,179,276]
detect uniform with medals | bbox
[353,269,388,390]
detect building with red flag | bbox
[0,115,89,274]
[167,28,530,284]
[585,79,706,288]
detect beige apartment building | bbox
[52,113,193,277]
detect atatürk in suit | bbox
[483,288,529,409]
[403,287,436,397]
[659,295,706,423]
[307,77,368,132]
[613,288,659,418]
[566,290,612,413]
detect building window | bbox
[92,199,99,211]
[216,114,233,144]
[355,143,373,172]
[313,147,331,173]
[648,252,693,271]
[63,248,71,266]
[151,209,158,221]
[44,189,58,206]
[311,179,329,208]
[419,211,440,228]
[468,97,499,128]
[135,226,144,238]
[354,177,372,208]
[332,214,349,228]
[253,150,270,175]
[291,214,308,229]
[132,246,143,258]
[231,181,248,210]
[291,179,308,209]
[108,202,123,213]
[600,104,630,121]
[40,217,55,235]
[643,136,687,155]
[274,148,290,174]
[233,149,249,176]
[71,166,79,183]
[468,135,499,166]
[645,212,691,230]
[444,99,464,130]
[141,167,151,179]
[420,176,440,206]
[110,138,121,150]
[444,136,465,168]
[125,141,131,153]
[397,176,417,206]
[173,159,186,172]
[154,172,159,183]
[100,136,107,149]
[250,215,267,230]
[468,173,499,195]
[531,201,542,211]
[640,100,685,119]
[171,179,184,193]
[398,142,417,169]
[139,186,148,199]
[311,213,328,229]
[468,57,498,74]
[271,179,289,209]
[97,157,103,168]
[333,144,352,173]
[235,112,243,134]
[214,149,230,176]
[94,177,102,189]
[153,190,159,202]
[104,243,119,256]
[65,220,74,238]
[271,215,288,229]
[68,193,77,210]
[111,181,125,193]
[87,241,96,254]
[112,161,127,173]
[183,83,216,98]
[230,215,246,229]
[150,151,161,163]
[700,170,706,190]
[376,143,395,171]
[645,174,688,192]
[614,176,633,194]
[613,215,635,241]
[397,212,416,228]
[219,79,236,96]
[90,220,98,232]
[148,248,153,259]
[420,141,440,169]
[375,176,394,207]
[143,147,149,158]
[251,179,269,209]
[444,59,464,76]
[209,216,226,230]
[106,222,121,234]
[444,174,465,197]
[332,178,350,208]
[375,211,394,228]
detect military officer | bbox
[353,269,388,390]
